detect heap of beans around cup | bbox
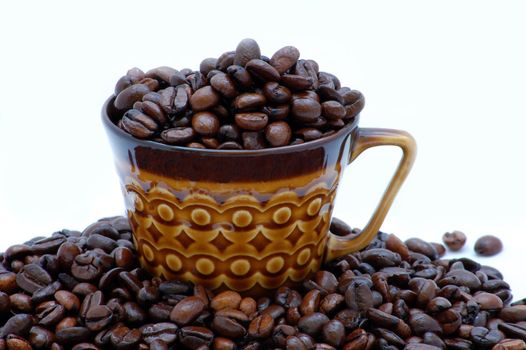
[112,38,365,150]
[1,216,526,350]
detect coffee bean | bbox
[178,326,214,348]
[1,314,34,337]
[87,234,118,253]
[245,59,280,82]
[110,325,141,350]
[262,82,292,104]
[0,271,17,293]
[322,319,345,347]
[56,327,91,345]
[345,279,373,312]
[321,101,346,120]
[492,339,526,349]
[475,235,503,256]
[235,112,269,131]
[270,46,300,74]
[161,127,196,145]
[234,38,261,67]
[233,92,266,111]
[248,314,274,338]
[265,121,291,147]
[170,296,206,326]
[405,238,439,260]
[16,264,52,293]
[442,231,467,251]
[114,84,151,111]
[281,74,313,90]
[298,312,330,336]
[140,322,177,344]
[210,73,239,99]
[190,86,220,112]
[216,51,236,71]
[192,112,220,136]
[291,98,322,123]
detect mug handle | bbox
[324,128,417,262]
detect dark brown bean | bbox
[443,231,467,251]
[234,38,261,67]
[189,86,220,112]
[245,59,280,82]
[291,98,322,123]
[270,46,300,74]
[265,121,291,147]
[161,127,196,145]
[235,112,269,131]
[192,112,220,136]
[262,82,292,104]
[475,235,503,256]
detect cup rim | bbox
[102,95,360,156]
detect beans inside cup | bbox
[112,38,365,150]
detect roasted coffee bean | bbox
[1,314,34,337]
[245,59,280,82]
[322,319,345,347]
[234,38,261,67]
[10,293,32,313]
[200,58,218,76]
[54,290,80,312]
[216,51,236,71]
[262,82,292,104]
[190,86,220,112]
[192,112,220,136]
[248,314,274,338]
[475,235,503,256]
[227,65,253,90]
[298,312,330,336]
[291,98,322,123]
[405,238,439,260]
[211,291,242,311]
[210,73,239,99]
[321,101,346,120]
[16,264,52,293]
[56,327,91,345]
[161,127,196,145]
[235,113,268,131]
[270,46,300,74]
[110,326,141,349]
[265,121,292,147]
[442,231,467,251]
[233,92,266,111]
[0,271,17,293]
[170,296,206,326]
[178,326,213,349]
[114,84,151,111]
[141,322,177,344]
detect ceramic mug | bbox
[102,96,416,296]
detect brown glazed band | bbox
[102,96,360,182]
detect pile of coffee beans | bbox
[1,216,524,350]
[112,38,364,149]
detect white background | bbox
[1,1,525,296]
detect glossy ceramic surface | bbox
[102,96,416,295]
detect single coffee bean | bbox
[16,264,52,294]
[55,327,91,345]
[0,314,34,337]
[245,59,280,82]
[233,92,266,110]
[170,296,206,326]
[262,82,292,104]
[322,319,345,347]
[110,325,141,350]
[216,51,236,71]
[141,322,177,344]
[87,234,118,253]
[210,73,239,98]
[200,58,218,75]
[281,74,313,90]
[442,231,467,251]
[0,271,17,293]
[248,314,274,339]
[114,84,151,111]
[475,235,503,256]
[192,112,220,136]
[291,98,322,123]
[298,312,330,336]
[234,38,261,67]
[270,46,300,74]
[189,86,220,112]
[265,121,291,147]
[160,127,195,145]
[226,65,253,90]
[235,112,269,131]
[321,101,346,120]
[178,326,213,349]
